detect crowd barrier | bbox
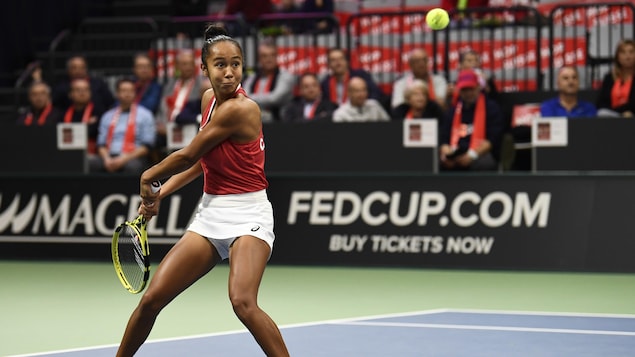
[1,173,634,273]
[145,2,635,93]
[3,118,634,175]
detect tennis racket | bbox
[111,181,161,294]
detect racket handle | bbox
[143,181,162,208]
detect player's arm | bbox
[157,160,203,199]
[139,160,202,217]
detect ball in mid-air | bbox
[426,8,450,30]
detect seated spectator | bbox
[391,79,445,120]
[540,66,597,118]
[392,49,448,110]
[156,50,206,153]
[52,55,115,112]
[132,52,162,114]
[89,78,155,174]
[333,77,390,122]
[596,39,635,117]
[439,69,503,171]
[62,78,106,154]
[280,72,339,122]
[321,48,387,107]
[17,81,63,126]
[174,79,212,125]
[453,49,498,102]
[242,41,296,122]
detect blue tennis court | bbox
[15,309,635,357]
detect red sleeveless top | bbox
[199,85,268,195]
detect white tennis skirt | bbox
[187,189,275,260]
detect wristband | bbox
[468,149,478,160]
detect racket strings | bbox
[117,225,148,290]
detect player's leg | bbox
[116,231,221,357]
[228,235,290,357]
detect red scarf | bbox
[253,74,274,94]
[64,103,94,123]
[611,77,632,108]
[329,73,349,104]
[135,80,150,104]
[106,104,137,154]
[408,75,436,101]
[426,77,436,101]
[166,78,195,121]
[306,100,319,120]
[450,94,486,150]
[24,103,53,126]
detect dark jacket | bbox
[391,100,445,121]
[596,72,635,114]
[440,97,504,161]
[280,96,339,122]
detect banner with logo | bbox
[267,175,635,272]
[1,175,634,272]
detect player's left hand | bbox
[139,182,161,219]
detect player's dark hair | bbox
[201,24,243,67]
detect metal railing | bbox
[547,2,635,90]
[346,6,545,94]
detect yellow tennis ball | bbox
[426,8,450,30]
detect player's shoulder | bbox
[215,93,260,119]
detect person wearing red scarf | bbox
[320,48,387,107]
[242,42,296,122]
[132,52,162,114]
[17,81,63,126]
[439,69,503,171]
[391,79,445,121]
[89,78,156,174]
[156,50,205,156]
[64,79,105,154]
[280,72,338,122]
[51,55,115,114]
[597,39,635,117]
[392,49,449,111]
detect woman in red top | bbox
[597,39,635,117]
[115,25,289,357]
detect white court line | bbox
[8,308,635,356]
[441,308,635,319]
[335,321,635,336]
[6,309,450,357]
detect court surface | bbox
[13,309,635,357]
[2,261,635,356]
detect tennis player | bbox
[115,24,289,357]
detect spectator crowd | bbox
[12,1,635,174]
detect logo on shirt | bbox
[251,226,260,232]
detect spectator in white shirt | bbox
[392,48,448,110]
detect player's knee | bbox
[229,292,258,319]
[137,291,168,316]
